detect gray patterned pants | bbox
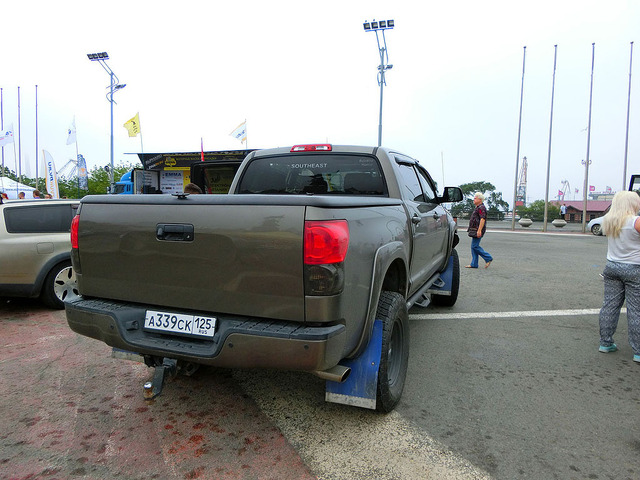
[599,261,640,355]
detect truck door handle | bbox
[432,212,440,220]
[156,224,195,242]
[411,214,421,225]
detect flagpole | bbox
[622,41,634,191]
[582,43,595,234]
[543,45,558,232]
[139,113,144,154]
[18,86,22,184]
[511,46,526,230]
[76,130,80,199]
[12,135,17,180]
[35,85,39,190]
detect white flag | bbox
[43,150,60,199]
[0,123,14,147]
[229,121,247,144]
[66,118,77,145]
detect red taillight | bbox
[71,215,79,249]
[304,220,349,265]
[291,144,332,152]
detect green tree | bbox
[2,161,139,198]
[451,181,509,220]
[517,200,560,221]
[87,163,136,196]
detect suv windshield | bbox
[237,154,387,196]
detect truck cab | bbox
[113,170,134,194]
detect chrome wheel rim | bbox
[53,266,80,303]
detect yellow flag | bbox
[123,113,141,137]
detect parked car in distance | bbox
[587,216,605,236]
[0,199,80,308]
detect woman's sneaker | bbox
[634,354,640,363]
[599,344,618,353]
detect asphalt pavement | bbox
[403,225,639,479]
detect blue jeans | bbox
[470,236,492,268]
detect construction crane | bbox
[516,156,527,206]
[559,180,571,200]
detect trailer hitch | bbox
[143,357,178,400]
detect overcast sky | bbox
[1,0,638,202]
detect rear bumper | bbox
[65,297,346,372]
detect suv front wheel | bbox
[41,260,79,309]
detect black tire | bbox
[376,291,409,413]
[591,224,602,236]
[431,249,460,307]
[41,260,79,309]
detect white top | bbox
[607,216,640,264]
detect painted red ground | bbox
[0,300,316,480]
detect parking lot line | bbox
[409,307,622,321]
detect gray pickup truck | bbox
[66,144,462,412]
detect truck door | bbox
[395,159,443,290]
[415,165,448,266]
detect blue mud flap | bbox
[426,253,454,295]
[325,319,383,410]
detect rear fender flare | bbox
[348,241,408,359]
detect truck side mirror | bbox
[441,187,463,203]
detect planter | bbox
[552,219,567,228]
[518,218,533,228]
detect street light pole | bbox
[363,19,394,147]
[87,52,126,190]
[110,70,114,187]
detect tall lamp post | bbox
[87,52,126,190]
[363,19,394,147]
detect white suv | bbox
[0,199,80,308]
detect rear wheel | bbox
[41,261,79,309]
[431,249,460,307]
[376,291,409,413]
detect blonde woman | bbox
[598,191,640,363]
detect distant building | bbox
[590,193,615,201]
[553,200,611,223]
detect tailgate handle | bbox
[156,224,194,242]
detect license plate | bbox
[144,310,216,338]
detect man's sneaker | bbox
[634,354,640,363]
[599,344,618,353]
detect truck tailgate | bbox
[76,201,305,321]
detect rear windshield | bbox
[237,154,387,196]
